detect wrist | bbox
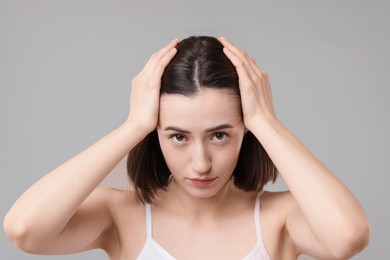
[246,114,281,133]
[121,119,153,142]
[125,114,156,133]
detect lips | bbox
[187,177,217,187]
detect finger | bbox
[143,38,180,71]
[219,37,249,60]
[152,38,180,60]
[246,58,272,103]
[246,57,273,105]
[249,58,269,80]
[219,37,260,80]
[223,46,257,86]
[246,56,269,78]
[154,47,178,75]
[225,47,262,86]
[220,37,269,80]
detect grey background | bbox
[1,0,388,259]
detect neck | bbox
[161,178,235,221]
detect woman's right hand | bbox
[3,38,180,256]
[126,38,180,134]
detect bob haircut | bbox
[127,35,278,204]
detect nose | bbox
[191,142,211,175]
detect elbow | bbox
[3,213,43,254]
[329,219,371,259]
[4,215,29,251]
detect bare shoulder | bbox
[262,190,294,204]
[97,187,146,258]
[261,190,297,231]
[96,186,144,212]
[261,190,297,221]
[96,186,145,229]
[98,186,140,208]
[260,190,300,259]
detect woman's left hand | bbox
[218,37,277,130]
[220,38,371,259]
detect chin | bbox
[187,189,220,199]
[184,181,231,199]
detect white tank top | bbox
[137,191,271,260]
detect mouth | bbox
[186,177,218,187]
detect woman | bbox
[4,36,370,259]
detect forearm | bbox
[252,118,369,249]
[4,121,144,239]
[218,36,369,257]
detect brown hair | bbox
[127,36,278,203]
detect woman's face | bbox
[157,88,245,199]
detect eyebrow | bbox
[163,124,234,133]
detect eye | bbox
[215,133,225,140]
[170,134,187,145]
[211,132,229,144]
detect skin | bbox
[157,90,245,202]
[3,37,370,259]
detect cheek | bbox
[158,138,188,173]
[213,138,243,171]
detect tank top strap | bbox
[254,190,266,243]
[145,203,152,239]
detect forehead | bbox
[158,89,242,128]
